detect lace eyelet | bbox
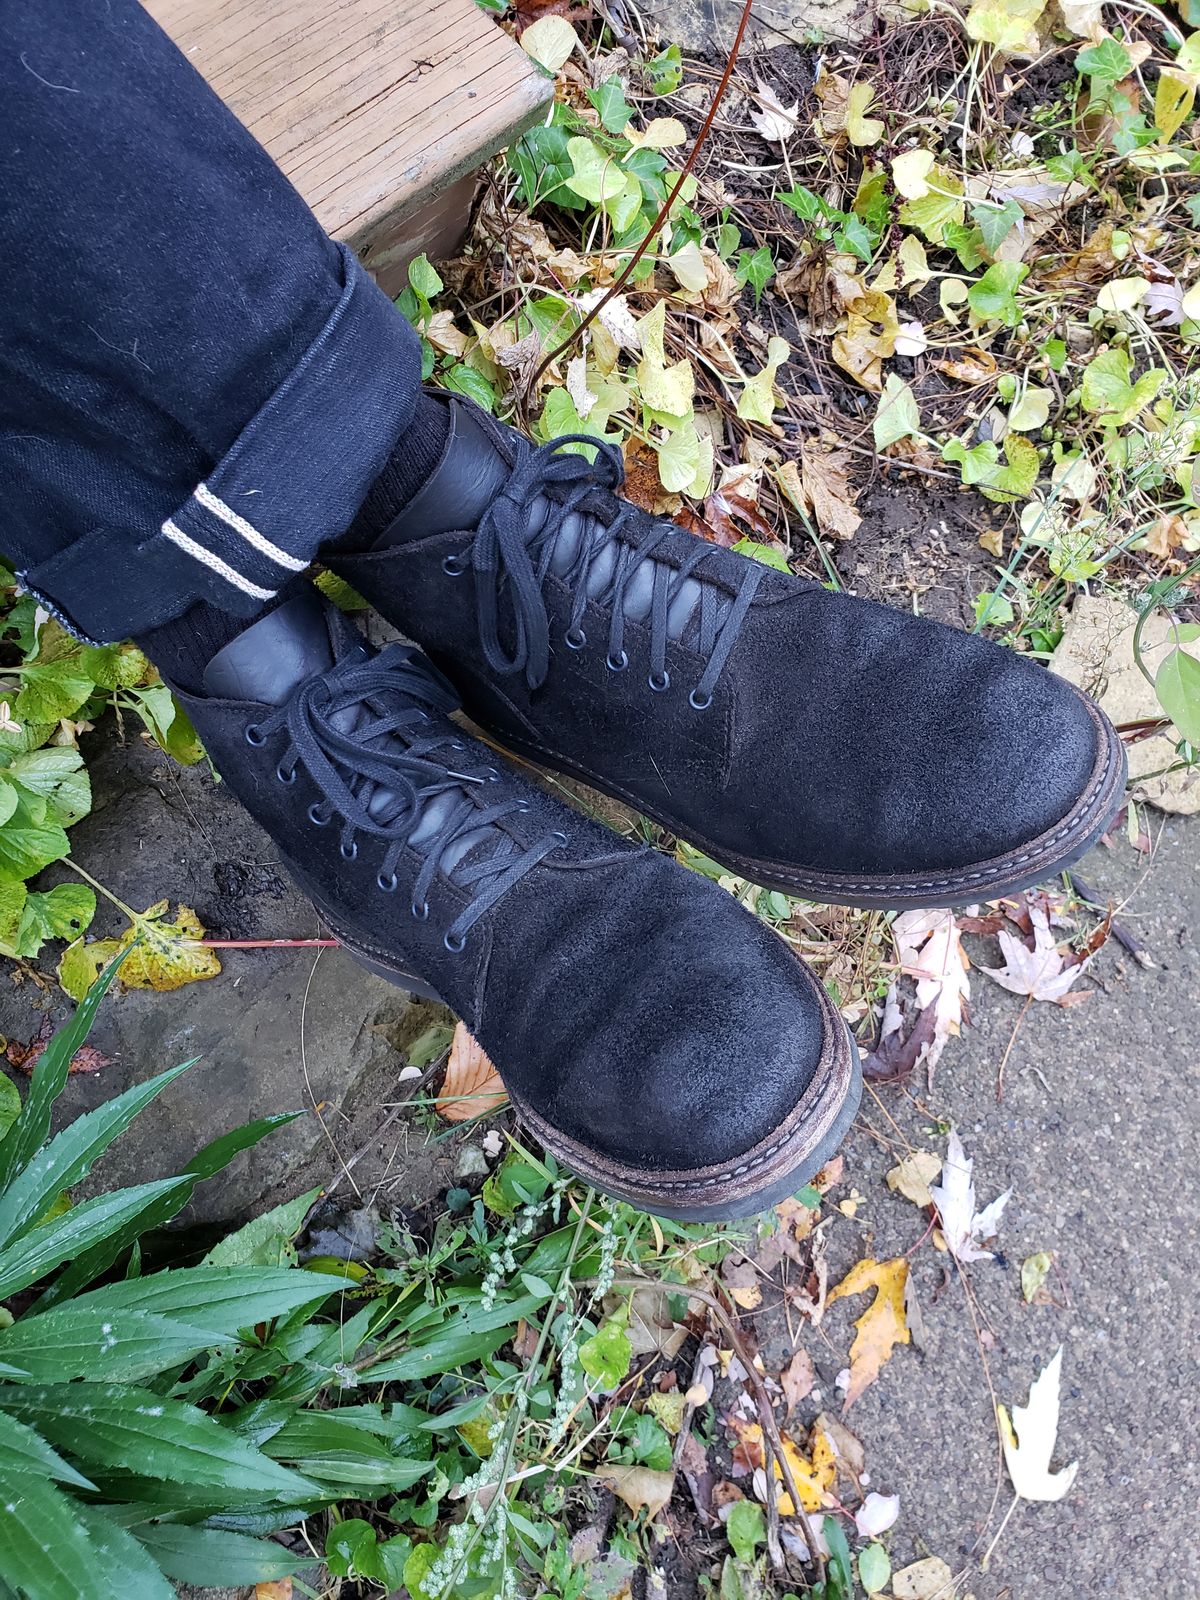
[276,765,296,785]
[485,765,500,782]
[443,931,467,953]
[412,901,430,921]
[378,873,398,893]
[606,650,629,673]
[689,688,713,711]
[648,670,671,693]
[244,724,265,747]
[450,741,465,752]
[340,840,358,860]
[564,627,587,650]
[552,829,569,845]
[442,554,466,577]
[308,803,331,827]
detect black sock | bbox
[332,389,450,553]
[137,593,290,694]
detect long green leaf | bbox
[0,1408,97,1489]
[0,1464,112,1600]
[0,954,126,1189]
[367,1324,523,1382]
[0,1383,318,1498]
[41,1113,303,1306]
[60,1264,348,1337]
[134,1523,311,1586]
[0,1178,190,1300]
[0,1061,193,1251]
[69,1505,176,1600]
[0,1306,220,1383]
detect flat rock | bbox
[640,0,879,52]
[0,721,416,1223]
[1050,592,1200,814]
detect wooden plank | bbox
[146,0,552,258]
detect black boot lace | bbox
[469,435,764,704]
[250,647,563,950]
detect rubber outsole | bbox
[481,693,1128,913]
[337,934,863,1224]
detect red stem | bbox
[189,938,341,949]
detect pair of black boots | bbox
[179,394,1125,1220]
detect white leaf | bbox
[520,16,578,73]
[1097,276,1150,313]
[892,909,970,1073]
[999,1347,1079,1501]
[894,320,928,357]
[566,355,598,420]
[752,82,800,143]
[892,148,935,199]
[981,902,1091,1003]
[928,1128,1011,1263]
[855,1491,901,1537]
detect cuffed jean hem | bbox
[17,242,422,643]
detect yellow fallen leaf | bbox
[892,148,935,199]
[255,1582,292,1600]
[736,1422,835,1512]
[1154,66,1196,142]
[887,1151,942,1208]
[58,902,221,1000]
[832,286,899,392]
[965,0,1046,51]
[827,1257,911,1410]
[892,1556,955,1599]
[846,81,885,146]
[519,15,578,73]
[730,1282,763,1310]
[598,1463,675,1519]
[436,1023,508,1122]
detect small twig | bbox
[995,993,1033,1102]
[190,938,340,949]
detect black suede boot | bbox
[330,393,1127,910]
[171,590,860,1220]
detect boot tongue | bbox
[202,591,359,705]
[373,400,510,547]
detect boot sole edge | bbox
[481,693,1128,912]
[333,930,862,1223]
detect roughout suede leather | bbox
[332,393,1124,903]
[171,592,854,1212]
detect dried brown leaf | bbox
[6,1015,111,1076]
[436,1023,508,1122]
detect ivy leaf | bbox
[507,124,578,210]
[975,197,1023,256]
[736,336,790,424]
[589,77,633,135]
[967,260,1029,326]
[637,301,695,421]
[735,245,775,303]
[646,43,683,95]
[1080,348,1167,424]
[898,165,965,243]
[943,434,1040,502]
[873,374,921,448]
[944,222,987,271]
[1075,36,1133,80]
[845,81,885,146]
[565,136,628,206]
[834,215,874,263]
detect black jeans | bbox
[0,0,422,642]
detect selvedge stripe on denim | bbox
[161,519,276,601]
[193,482,309,572]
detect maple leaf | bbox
[827,1257,911,1410]
[981,901,1093,1005]
[892,909,970,1076]
[998,1347,1079,1502]
[751,82,800,144]
[436,1023,508,1122]
[928,1128,1011,1263]
[730,1420,835,1512]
